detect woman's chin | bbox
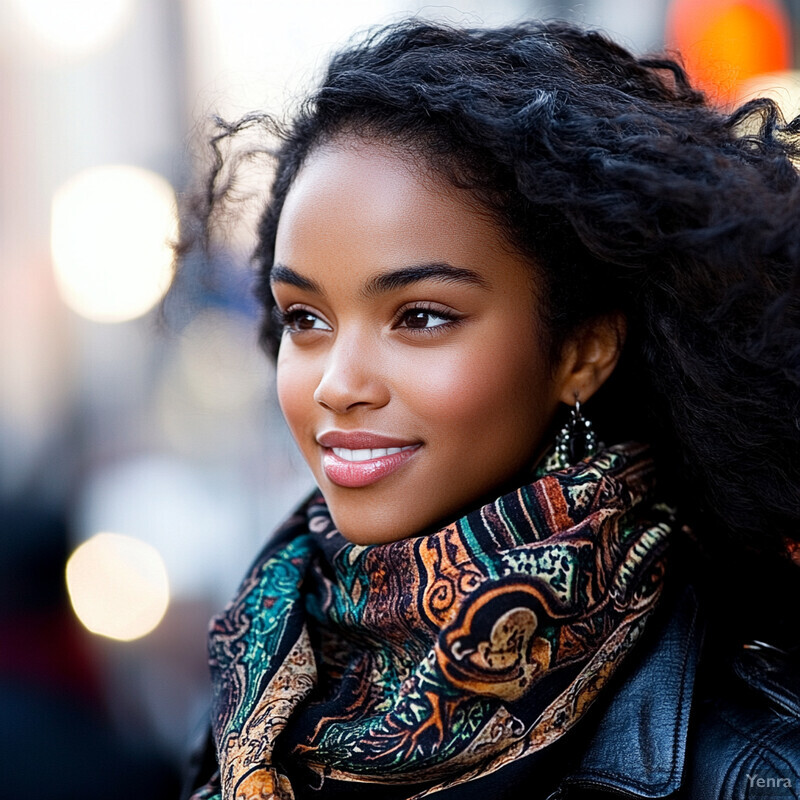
[329,508,439,546]
[331,505,469,545]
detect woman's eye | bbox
[397,307,458,332]
[276,308,330,333]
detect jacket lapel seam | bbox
[564,584,703,798]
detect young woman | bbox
[181,19,800,800]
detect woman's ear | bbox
[555,312,627,405]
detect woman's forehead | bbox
[284,137,449,216]
[275,137,520,273]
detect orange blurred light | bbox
[666,0,791,106]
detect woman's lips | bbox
[321,445,421,488]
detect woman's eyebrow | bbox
[270,262,490,296]
[270,263,322,292]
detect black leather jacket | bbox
[548,581,800,800]
[181,579,800,800]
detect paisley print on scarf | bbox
[190,441,674,800]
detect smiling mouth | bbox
[321,445,421,488]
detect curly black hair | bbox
[184,19,800,576]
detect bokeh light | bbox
[12,0,134,57]
[66,532,170,641]
[51,165,177,323]
[667,0,791,105]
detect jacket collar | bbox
[564,580,704,798]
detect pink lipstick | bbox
[316,431,422,488]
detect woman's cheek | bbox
[407,345,503,416]
[276,352,315,439]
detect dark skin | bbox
[271,136,625,544]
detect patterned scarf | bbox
[190,441,674,800]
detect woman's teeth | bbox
[331,446,415,462]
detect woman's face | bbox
[272,137,566,544]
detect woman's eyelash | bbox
[272,306,291,329]
[272,307,286,327]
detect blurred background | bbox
[1,0,798,797]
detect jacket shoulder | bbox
[684,642,800,800]
[559,574,800,800]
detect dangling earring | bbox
[552,394,598,469]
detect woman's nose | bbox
[312,333,389,414]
